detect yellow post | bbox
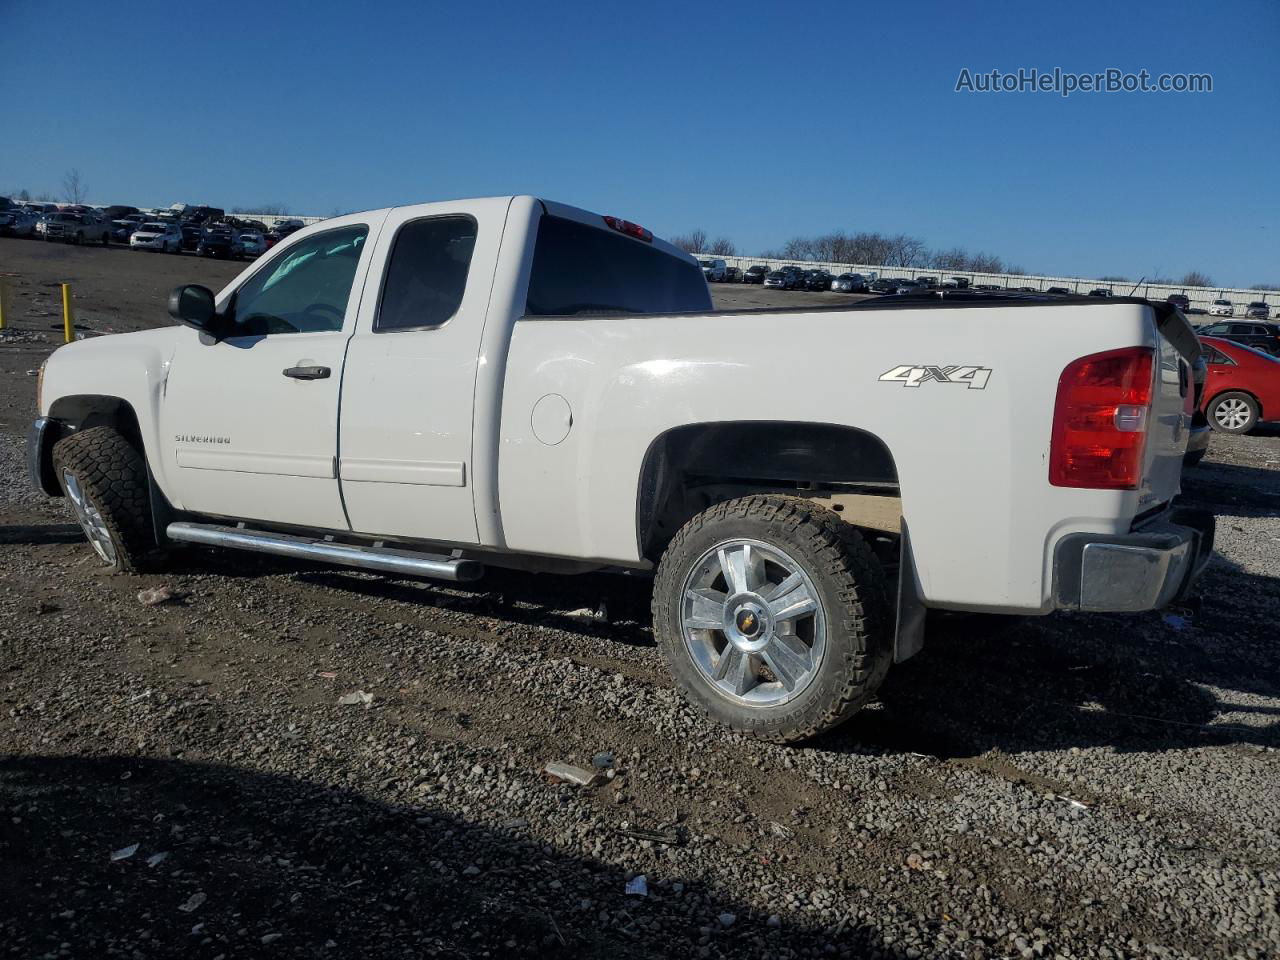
[0,277,8,330]
[61,283,74,343]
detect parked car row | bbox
[0,196,306,259]
[1194,320,1280,357]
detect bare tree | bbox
[1180,270,1213,287]
[1249,283,1280,291]
[62,169,87,204]
[1098,275,1130,282]
[781,236,816,261]
[968,252,1004,274]
[886,234,927,267]
[930,247,970,271]
[707,236,737,256]
[669,228,708,254]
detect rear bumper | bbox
[1053,507,1215,613]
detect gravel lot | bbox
[1,238,1277,959]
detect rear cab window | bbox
[524,214,711,317]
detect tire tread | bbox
[51,426,157,572]
[652,494,892,744]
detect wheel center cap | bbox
[725,598,771,653]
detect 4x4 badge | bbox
[879,365,992,390]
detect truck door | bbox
[162,215,384,530]
[337,198,508,545]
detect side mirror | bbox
[168,284,220,335]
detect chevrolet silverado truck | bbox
[29,196,1215,742]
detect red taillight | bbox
[602,215,652,242]
[1049,347,1154,490]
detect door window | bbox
[375,216,476,332]
[229,225,369,336]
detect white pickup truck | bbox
[29,196,1214,742]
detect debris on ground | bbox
[624,875,648,897]
[543,761,602,787]
[109,843,139,862]
[591,751,615,769]
[613,827,681,846]
[178,892,207,913]
[137,585,178,606]
[337,690,374,707]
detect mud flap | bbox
[894,521,926,662]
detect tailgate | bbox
[1142,302,1201,511]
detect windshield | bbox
[139,223,166,233]
[1214,300,1230,305]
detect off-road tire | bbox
[52,426,159,573]
[652,495,893,744]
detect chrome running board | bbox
[166,522,483,582]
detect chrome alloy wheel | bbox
[62,470,116,565]
[680,539,826,707]
[1214,397,1252,431]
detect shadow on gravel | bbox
[157,542,658,647]
[298,567,658,646]
[0,522,85,545]
[824,554,1280,761]
[1182,463,1280,514]
[0,754,904,960]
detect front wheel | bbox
[652,495,892,743]
[1207,391,1258,434]
[52,426,160,573]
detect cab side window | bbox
[230,225,368,336]
[376,216,476,332]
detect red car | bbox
[1200,336,1280,433]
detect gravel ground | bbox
[1,240,1278,959]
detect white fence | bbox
[701,254,1274,314]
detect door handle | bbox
[283,365,331,380]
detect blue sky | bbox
[2,0,1277,285]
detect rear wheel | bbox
[1208,391,1258,434]
[652,495,892,743]
[52,426,160,573]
